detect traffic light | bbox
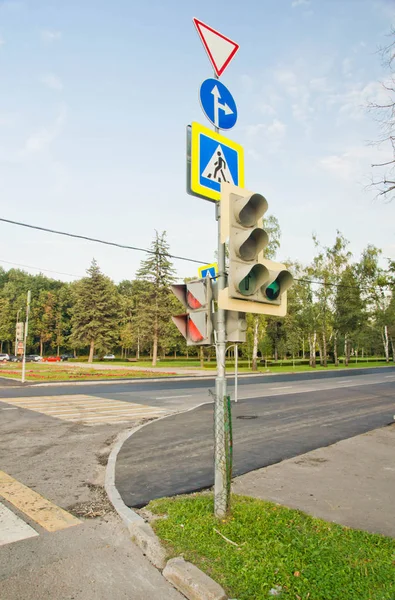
[219,182,293,316]
[16,322,24,342]
[171,278,213,345]
[225,311,247,343]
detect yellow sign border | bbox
[190,121,244,202]
[198,262,219,279]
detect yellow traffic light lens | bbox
[265,281,280,300]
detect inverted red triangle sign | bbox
[193,18,239,77]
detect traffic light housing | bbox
[225,311,247,343]
[16,322,24,342]
[219,182,293,316]
[171,278,213,346]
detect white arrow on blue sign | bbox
[199,78,237,130]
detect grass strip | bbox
[148,493,395,600]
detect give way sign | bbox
[193,18,240,77]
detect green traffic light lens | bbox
[238,273,257,296]
[265,281,280,300]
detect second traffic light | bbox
[171,278,213,346]
[219,182,293,316]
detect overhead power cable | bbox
[0,259,81,279]
[0,217,210,266]
[0,216,393,291]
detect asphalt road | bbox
[113,369,395,507]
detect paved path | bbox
[115,376,395,507]
[0,398,183,599]
[233,424,395,538]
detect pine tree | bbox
[136,231,176,366]
[70,260,120,363]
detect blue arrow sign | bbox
[199,78,237,130]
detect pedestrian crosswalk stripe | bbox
[0,471,81,533]
[1,395,170,425]
[0,501,39,546]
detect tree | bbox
[308,232,351,367]
[334,267,364,366]
[369,29,395,201]
[70,260,120,363]
[136,231,176,366]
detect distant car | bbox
[25,355,42,363]
[60,353,74,361]
[44,356,61,362]
[7,355,18,362]
[103,354,115,360]
[0,353,9,363]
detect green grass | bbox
[0,363,175,381]
[149,493,395,600]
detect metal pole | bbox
[212,70,229,518]
[21,291,31,384]
[15,310,20,356]
[235,343,238,403]
[215,202,228,518]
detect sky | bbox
[0,0,394,284]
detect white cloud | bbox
[246,119,287,155]
[319,144,387,183]
[0,112,16,126]
[40,73,63,91]
[41,30,62,42]
[332,79,393,120]
[291,0,310,6]
[24,106,66,154]
[342,57,353,77]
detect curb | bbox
[105,408,229,600]
[4,363,394,387]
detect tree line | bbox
[0,229,394,368]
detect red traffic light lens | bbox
[188,319,204,342]
[187,291,202,310]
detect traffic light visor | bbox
[263,269,293,300]
[238,228,269,261]
[235,193,268,227]
[237,263,269,296]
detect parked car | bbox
[44,356,61,362]
[25,355,43,362]
[103,353,115,360]
[60,353,74,361]
[0,353,9,363]
[7,355,19,362]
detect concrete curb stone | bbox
[105,420,229,600]
[128,520,167,570]
[163,557,227,600]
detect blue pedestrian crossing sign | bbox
[198,262,218,280]
[190,122,244,202]
[199,78,237,130]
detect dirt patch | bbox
[68,483,114,519]
[294,456,328,466]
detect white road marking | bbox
[0,502,39,546]
[1,395,171,425]
[269,386,292,390]
[385,375,395,378]
[154,395,193,400]
[1,407,18,410]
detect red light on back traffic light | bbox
[188,319,204,342]
[187,291,202,310]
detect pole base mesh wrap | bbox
[214,394,233,516]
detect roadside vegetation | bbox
[0,362,174,381]
[149,493,395,600]
[1,230,395,373]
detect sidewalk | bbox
[232,423,395,538]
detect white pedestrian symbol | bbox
[202,145,234,184]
